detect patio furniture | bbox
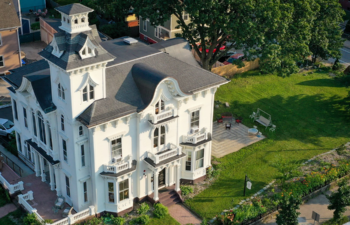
[225,123,231,130]
[248,128,259,136]
[254,108,272,129]
[217,118,223,123]
[221,112,233,123]
[269,125,276,132]
[235,117,242,125]
[62,206,73,218]
[249,112,257,120]
[55,196,65,210]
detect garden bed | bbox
[213,144,350,225]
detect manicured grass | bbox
[0,209,25,225]
[186,70,350,219]
[148,214,180,225]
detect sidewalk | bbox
[168,204,202,225]
[0,144,34,177]
[259,189,350,225]
[0,203,17,218]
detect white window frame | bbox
[13,100,18,120]
[111,138,122,159]
[108,182,115,203]
[61,115,65,131]
[82,85,94,102]
[195,149,204,169]
[155,100,165,115]
[153,126,166,149]
[190,110,200,129]
[65,176,70,197]
[23,107,28,128]
[58,83,65,100]
[119,179,129,201]
[182,12,189,21]
[62,138,68,162]
[185,151,192,171]
[0,55,4,68]
[83,182,88,202]
[79,126,84,136]
[81,144,85,167]
[47,123,53,150]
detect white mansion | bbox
[3,4,228,215]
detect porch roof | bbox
[26,139,60,165]
[144,153,186,168]
[100,160,137,178]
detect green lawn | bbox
[0,209,25,225]
[185,70,350,219]
[148,214,180,225]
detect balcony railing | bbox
[182,131,209,145]
[103,155,132,174]
[149,108,174,124]
[147,143,182,164]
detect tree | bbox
[327,179,350,222]
[276,195,302,225]
[309,0,344,64]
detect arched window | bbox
[74,19,78,24]
[58,83,65,100]
[79,126,83,136]
[155,100,165,114]
[81,17,85,23]
[153,126,166,148]
[38,112,46,144]
[82,85,94,102]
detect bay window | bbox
[119,179,129,201]
[195,149,204,169]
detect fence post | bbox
[18,181,24,191]
[68,214,75,224]
[89,205,95,215]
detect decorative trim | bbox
[186,104,203,113]
[76,138,88,145]
[107,132,126,141]
[79,175,91,182]
[62,168,72,178]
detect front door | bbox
[158,168,166,187]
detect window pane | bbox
[119,181,124,191]
[58,84,61,97]
[161,100,165,110]
[108,183,114,192]
[32,112,37,136]
[62,88,65,100]
[83,86,88,101]
[89,85,94,99]
[123,180,129,189]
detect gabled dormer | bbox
[79,37,96,59]
[55,3,94,34]
[51,38,64,58]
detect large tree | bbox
[309,0,344,63]
[276,195,302,225]
[327,179,350,222]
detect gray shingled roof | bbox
[55,3,93,15]
[77,41,228,127]
[151,38,200,68]
[39,25,115,71]
[0,0,21,29]
[5,60,49,88]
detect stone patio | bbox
[211,122,265,158]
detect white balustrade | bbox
[147,144,182,164]
[0,172,24,194]
[103,156,132,174]
[51,206,95,225]
[149,108,174,124]
[182,132,209,144]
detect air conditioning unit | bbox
[191,127,199,134]
[112,155,122,163]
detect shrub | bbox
[207,166,220,179]
[111,216,125,225]
[137,202,150,215]
[23,213,41,225]
[336,145,347,155]
[31,22,40,31]
[153,203,168,219]
[180,186,194,196]
[130,215,150,225]
[5,132,18,156]
[323,216,349,225]
[81,217,103,225]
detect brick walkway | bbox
[168,203,202,225]
[0,203,17,218]
[211,122,265,158]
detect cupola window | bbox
[83,85,94,102]
[155,100,165,114]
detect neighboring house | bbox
[0,0,22,75]
[139,13,189,44]
[20,0,46,13]
[3,3,227,216]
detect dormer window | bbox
[63,17,66,22]
[83,85,94,102]
[82,49,86,55]
[79,37,96,59]
[81,18,85,23]
[155,100,165,114]
[88,48,92,54]
[74,19,78,24]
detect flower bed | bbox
[213,144,350,225]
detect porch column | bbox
[54,165,61,196]
[154,171,159,201]
[39,156,46,182]
[175,164,181,192]
[169,166,173,186]
[165,167,169,187]
[49,164,55,191]
[33,151,40,177]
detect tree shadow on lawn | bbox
[296,79,347,88]
[216,93,350,147]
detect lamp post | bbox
[243,175,252,196]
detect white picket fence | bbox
[0,172,24,194]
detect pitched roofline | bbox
[107,52,163,69]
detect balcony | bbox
[149,108,176,124]
[103,155,132,174]
[182,131,210,145]
[147,143,182,164]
